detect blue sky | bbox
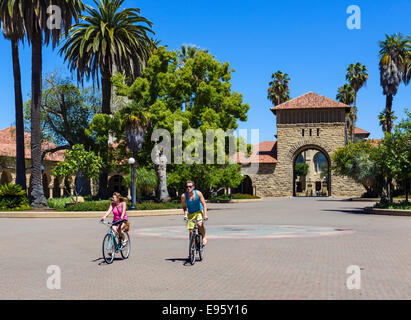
[1,0,410,142]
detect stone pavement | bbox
[0,197,410,300]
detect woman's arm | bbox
[101,204,113,220]
[120,201,127,220]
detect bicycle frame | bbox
[102,220,124,253]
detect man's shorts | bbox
[186,210,204,230]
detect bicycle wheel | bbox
[102,234,115,264]
[189,233,196,265]
[198,235,205,261]
[120,232,131,259]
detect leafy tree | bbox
[267,71,290,106]
[295,163,309,177]
[379,33,411,133]
[24,74,101,154]
[0,0,27,190]
[113,46,250,199]
[122,167,158,200]
[53,144,102,202]
[332,141,382,197]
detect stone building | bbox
[236,92,370,198]
[0,127,130,199]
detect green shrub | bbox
[0,183,31,210]
[47,197,74,209]
[211,193,260,200]
[374,201,411,210]
[60,199,182,211]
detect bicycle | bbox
[100,219,130,264]
[184,217,208,265]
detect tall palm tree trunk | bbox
[386,94,393,133]
[11,38,26,191]
[30,32,47,207]
[96,71,112,199]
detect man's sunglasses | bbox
[187,185,194,189]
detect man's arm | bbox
[198,191,208,219]
[181,194,188,218]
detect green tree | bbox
[23,74,101,154]
[60,0,154,115]
[122,167,158,200]
[346,63,369,142]
[336,83,355,143]
[53,144,102,202]
[113,46,250,199]
[378,33,411,133]
[267,71,290,106]
[60,0,155,199]
[332,141,382,197]
[295,163,309,177]
[0,0,27,190]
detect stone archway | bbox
[291,144,331,197]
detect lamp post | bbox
[128,158,136,210]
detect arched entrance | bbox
[292,145,331,197]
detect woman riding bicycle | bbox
[100,192,129,248]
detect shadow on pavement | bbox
[165,258,193,267]
[92,257,123,266]
[322,209,367,215]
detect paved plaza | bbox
[0,197,410,300]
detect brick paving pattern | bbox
[0,197,410,300]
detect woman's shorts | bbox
[186,211,204,230]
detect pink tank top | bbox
[112,203,127,222]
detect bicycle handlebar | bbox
[100,219,125,226]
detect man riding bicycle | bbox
[181,181,208,246]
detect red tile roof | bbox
[354,127,370,136]
[233,141,277,164]
[271,92,351,114]
[0,127,65,162]
[368,139,382,147]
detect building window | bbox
[309,129,312,136]
[302,129,305,137]
[317,128,320,136]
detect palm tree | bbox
[0,0,27,191]
[267,71,291,106]
[60,0,154,200]
[4,1,84,207]
[60,0,154,115]
[346,62,369,142]
[379,33,410,133]
[336,83,355,144]
[179,44,208,64]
